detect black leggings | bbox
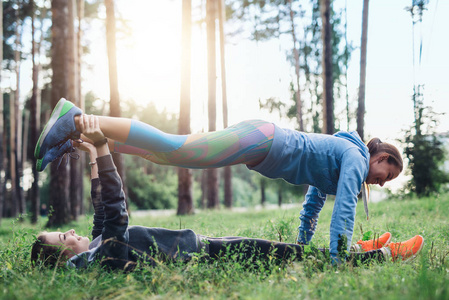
[206,237,385,264]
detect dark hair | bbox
[366,138,403,172]
[31,233,66,268]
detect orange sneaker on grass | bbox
[382,235,424,262]
[351,232,392,252]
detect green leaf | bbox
[362,231,373,241]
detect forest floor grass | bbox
[1,193,448,299]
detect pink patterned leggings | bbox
[113,119,275,169]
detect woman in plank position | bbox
[32,115,423,269]
[33,99,424,265]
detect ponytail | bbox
[366,138,403,172]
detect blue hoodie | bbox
[249,124,370,260]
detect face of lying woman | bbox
[45,229,90,258]
[366,153,401,187]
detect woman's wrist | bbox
[95,142,110,157]
[88,148,98,159]
[93,138,108,147]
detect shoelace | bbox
[52,130,81,152]
[56,139,82,170]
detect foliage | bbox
[402,89,448,196]
[2,0,33,65]
[403,133,447,196]
[125,157,178,210]
[232,0,352,133]
[1,193,449,299]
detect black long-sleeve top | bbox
[67,154,203,270]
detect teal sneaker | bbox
[34,98,82,159]
[36,140,77,172]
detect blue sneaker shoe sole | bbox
[34,98,82,159]
[36,140,74,172]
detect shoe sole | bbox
[36,159,44,172]
[34,98,73,159]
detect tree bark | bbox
[218,0,232,209]
[200,170,207,209]
[67,0,82,221]
[77,0,85,214]
[30,2,40,223]
[206,0,219,209]
[320,0,334,134]
[14,7,24,217]
[48,0,71,227]
[77,0,84,112]
[9,92,18,218]
[105,0,128,211]
[178,168,193,214]
[260,178,266,207]
[105,0,120,117]
[357,0,369,141]
[177,0,194,215]
[277,187,282,207]
[0,0,4,223]
[30,1,46,223]
[288,0,304,131]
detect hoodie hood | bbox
[333,131,369,156]
[334,131,370,177]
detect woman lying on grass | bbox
[31,115,424,270]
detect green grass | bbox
[1,193,449,299]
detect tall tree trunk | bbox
[30,7,40,223]
[288,0,304,131]
[77,0,84,112]
[206,0,219,209]
[320,0,334,134]
[218,0,232,209]
[177,0,194,215]
[30,1,46,224]
[22,110,29,182]
[357,0,369,141]
[260,178,266,207]
[0,0,4,223]
[48,0,71,227]
[105,0,128,209]
[77,0,85,214]
[14,8,24,217]
[277,187,282,207]
[9,92,18,218]
[68,0,82,220]
[105,0,120,117]
[200,170,207,209]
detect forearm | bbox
[91,178,104,239]
[88,146,99,179]
[82,142,103,238]
[97,154,128,241]
[297,186,326,244]
[329,158,363,261]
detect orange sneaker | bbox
[351,232,392,252]
[384,235,424,262]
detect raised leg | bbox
[78,117,275,169]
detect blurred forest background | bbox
[0,0,447,227]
